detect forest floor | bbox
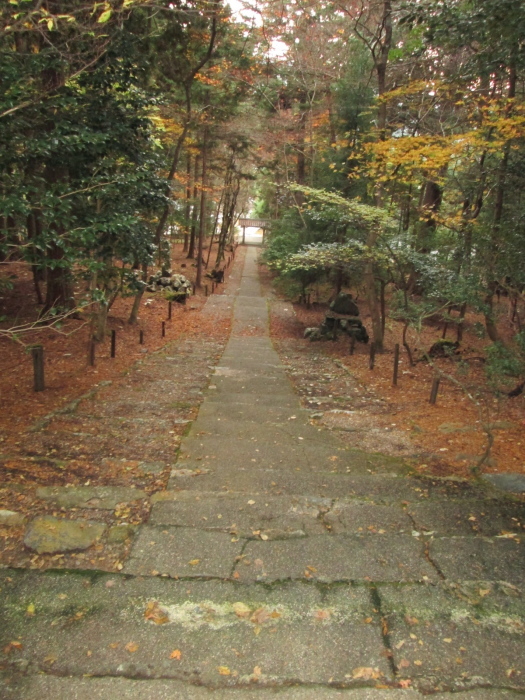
[261,267,525,482]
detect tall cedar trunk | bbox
[484,64,516,343]
[196,126,208,288]
[187,155,200,259]
[216,164,233,265]
[294,92,307,208]
[26,212,43,304]
[183,152,192,252]
[366,0,392,351]
[206,190,224,268]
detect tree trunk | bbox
[187,155,200,259]
[183,152,192,253]
[196,125,208,288]
[128,263,148,325]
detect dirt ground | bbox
[261,265,525,481]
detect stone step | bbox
[1,570,523,696]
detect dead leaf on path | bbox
[232,571,240,580]
[352,667,382,680]
[217,666,231,675]
[250,607,276,625]
[233,602,251,619]
[414,660,422,666]
[3,641,23,654]
[253,665,262,677]
[108,643,119,649]
[170,649,182,660]
[398,659,410,668]
[405,615,419,625]
[43,655,57,665]
[125,642,139,653]
[479,588,491,597]
[399,679,412,688]
[188,559,201,566]
[306,565,317,572]
[144,601,169,625]
[364,617,373,624]
[26,603,35,617]
[315,609,331,621]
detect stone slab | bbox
[409,500,525,537]
[150,491,328,536]
[0,678,428,700]
[379,584,525,692]
[123,526,243,577]
[482,473,525,494]
[35,485,148,509]
[235,534,436,583]
[429,536,525,584]
[0,571,390,688]
[23,516,106,553]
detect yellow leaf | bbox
[26,603,36,617]
[188,559,200,566]
[352,667,382,680]
[125,642,139,653]
[217,666,231,676]
[414,660,422,666]
[98,9,112,23]
[170,649,182,660]
[233,602,251,619]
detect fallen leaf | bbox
[399,659,410,668]
[233,602,251,619]
[3,641,23,654]
[108,643,119,649]
[399,679,412,688]
[315,609,331,621]
[479,588,491,597]
[232,571,240,580]
[364,617,373,624]
[443,638,452,643]
[247,500,256,505]
[306,565,317,572]
[352,667,382,680]
[253,665,262,677]
[43,655,57,664]
[250,607,271,625]
[405,615,419,626]
[188,559,200,566]
[125,642,139,653]
[144,601,169,625]
[395,640,405,649]
[260,533,269,541]
[414,660,422,666]
[217,666,231,675]
[26,603,36,617]
[170,649,182,660]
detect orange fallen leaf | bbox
[170,649,182,660]
[144,601,169,625]
[315,609,331,621]
[217,666,231,675]
[399,679,412,688]
[125,642,139,653]
[188,559,201,566]
[232,571,240,580]
[399,659,410,668]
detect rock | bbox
[35,485,148,510]
[330,293,359,316]
[24,516,106,554]
[304,327,323,341]
[107,523,136,544]
[483,473,525,494]
[0,509,26,527]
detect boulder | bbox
[330,293,359,316]
[24,516,106,554]
[0,509,26,527]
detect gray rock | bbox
[24,516,106,554]
[330,292,359,316]
[0,509,26,527]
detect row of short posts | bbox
[350,339,442,405]
[32,253,238,391]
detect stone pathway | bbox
[1,248,525,699]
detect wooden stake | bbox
[430,377,440,404]
[139,330,144,345]
[349,336,355,355]
[31,345,45,392]
[89,339,96,367]
[168,301,172,320]
[393,343,400,385]
[110,330,116,358]
[161,321,166,338]
[205,284,208,297]
[369,343,375,370]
